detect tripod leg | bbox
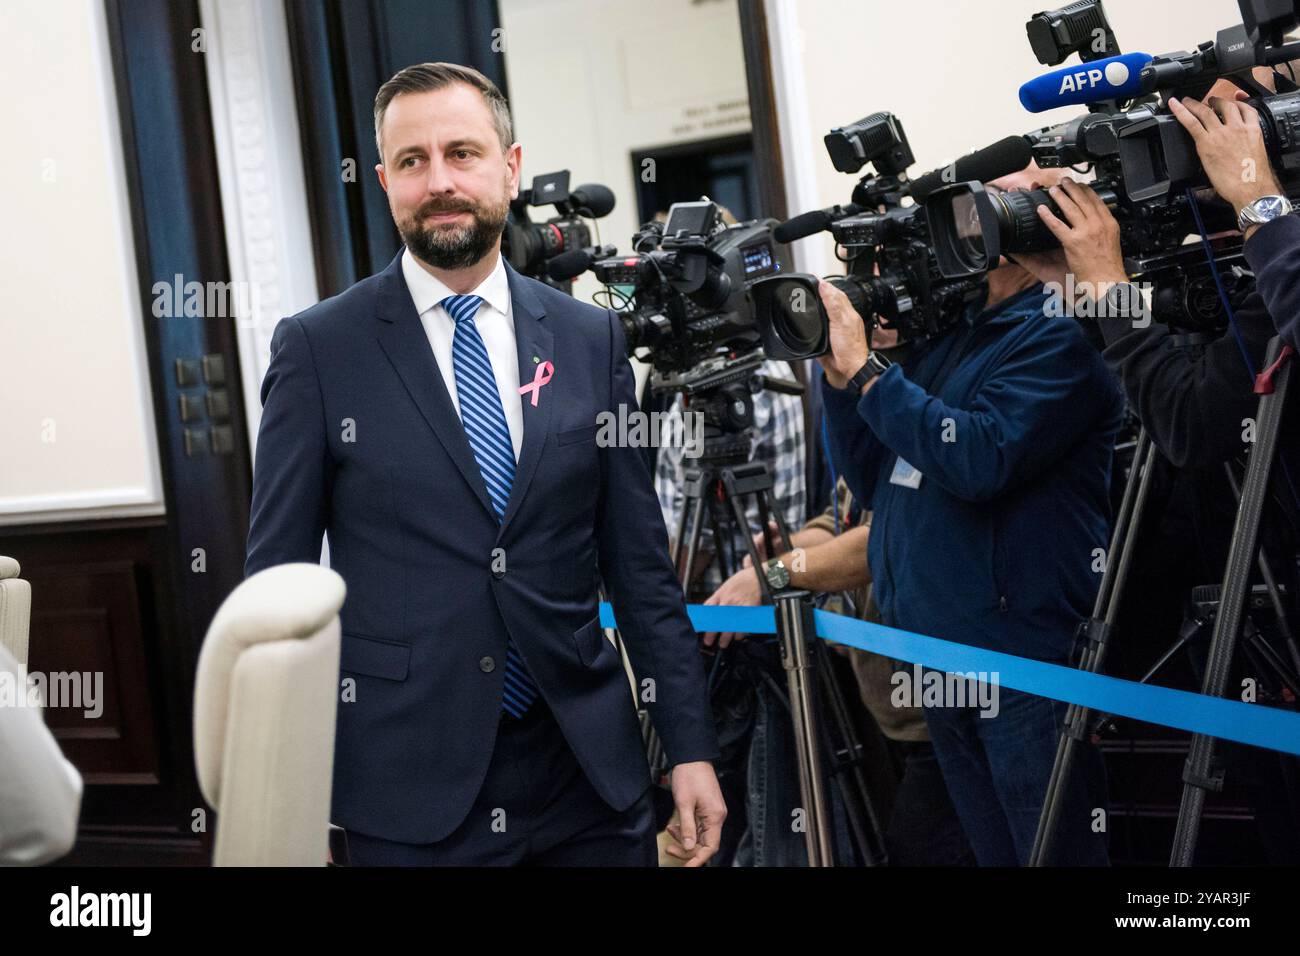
[755,491,778,564]
[1224,463,1300,683]
[680,492,707,589]
[1031,430,1157,865]
[671,487,690,568]
[774,590,835,866]
[813,640,890,865]
[1171,337,1293,866]
[720,473,774,602]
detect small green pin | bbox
[533,355,540,363]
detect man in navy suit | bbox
[245,62,725,866]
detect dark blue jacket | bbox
[821,285,1125,663]
[1246,212,1300,351]
[245,251,718,844]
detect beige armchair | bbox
[0,556,31,670]
[193,563,344,866]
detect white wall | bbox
[0,0,163,525]
[499,0,752,316]
[768,0,1243,273]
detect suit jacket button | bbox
[479,656,495,673]
[491,566,506,580]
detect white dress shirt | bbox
[401,248,524,462]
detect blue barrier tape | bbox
[598,601,1300,757]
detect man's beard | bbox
[397,192,509,270]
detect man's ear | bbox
[375,163,389,193]
[506,143,522,200]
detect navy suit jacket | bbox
[245,250,719,844]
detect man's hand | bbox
[1033,178,1128,292]
[1006,179,1070,287]
[701,561,764,648]
[1169,92,1283,217]
[816,280,872,393]
[664,761,726,866]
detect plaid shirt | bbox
[655,359,806,596]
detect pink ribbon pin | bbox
[518,360,554,407]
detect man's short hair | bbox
[373,62,513,160]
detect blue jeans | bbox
[921,674,1110,866]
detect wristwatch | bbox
[1100,280,1145,322]
[1238,194,1293,233]
[844,351,893,393]
[762,556,791,591]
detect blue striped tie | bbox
[442,293,539,718]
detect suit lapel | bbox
[373,250,497,521]
[497,262,554,538]
[373,252,556,531]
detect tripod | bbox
[1171,335,1296,865]
[661,433,889,866]
[1029,425,1160,865]
[1030,337,1299,865]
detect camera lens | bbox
[950,191,987,269]
[990,188,1059,254]
[767,278,825,353]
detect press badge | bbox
[889,457,923,489]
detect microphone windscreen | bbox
[774,210,832,243]
[909,136,1034,199]
[546,248,594,281]
[569,183,616,218]
[1018,52,1151,113]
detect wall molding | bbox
[199,0,319,457]
[761,0,831,278]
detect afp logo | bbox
[1058,60,1130,95]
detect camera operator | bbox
[1015,68,1299,470]
[1014,76,1300,862]
[816,163,1123,866]
[1170,88,1300,350]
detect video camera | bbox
[555,199,789,375]
[748,112,994,360]
[501,169,615,293]
[919,0,1300,328]
[548,199,799,462]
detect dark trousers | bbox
[922,679,1110,866]
[345,696,657,866]
[885,740,977,866]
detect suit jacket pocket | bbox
[558,423,598,446]
[572,614,604,667]
[341,633,411,681]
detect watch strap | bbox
[1238,195,1293,232]
[847,352,892,392]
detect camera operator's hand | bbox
[701,565,762,649]
[1005,179,1069,287]
[1033,178,1128,290]
[1168,92,1283,227]
[816,280,871,393]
